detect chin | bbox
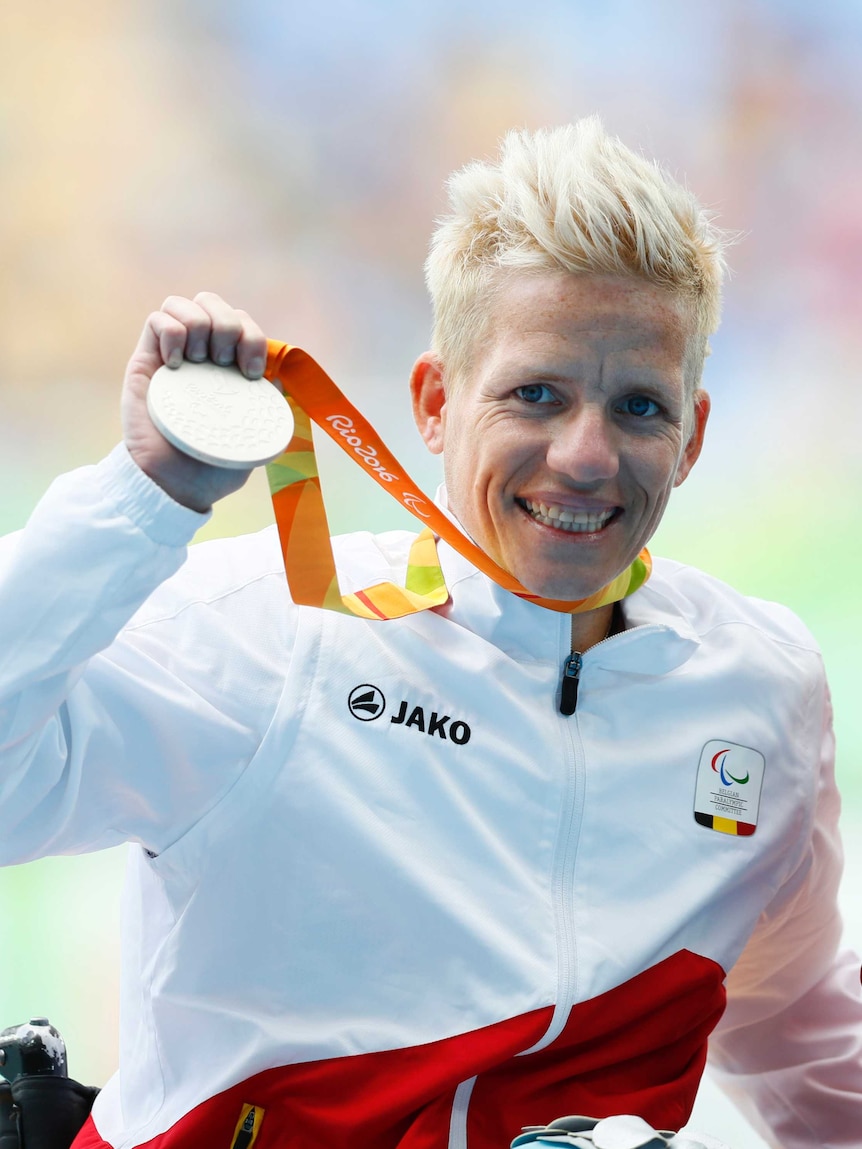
[515,570,607,602]
[515,548,637,599]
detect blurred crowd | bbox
[2,1,861,394]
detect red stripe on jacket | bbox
[73,949,725,1149]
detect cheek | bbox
[442,430,485,515]
[445,424,475,476]
[444,412,546,507]
[629,441,683,501]
[447,422,504,483]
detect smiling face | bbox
[411,272,710,602]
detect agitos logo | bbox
[711,747,750,787]
[347,684,471,744]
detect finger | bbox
[191,291,244,367]
[232,310,268,380]
[161,294,215,363]
[130,311,188,377]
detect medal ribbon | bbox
[263,340,651,620]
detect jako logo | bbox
[390,701,471,745]
[711,747,750,787]
[348,684,386,721]
[346,685,471,744]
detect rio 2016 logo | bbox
[711,747,750,787]
[325,415,397,482]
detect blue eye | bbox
[516,383,556,404]
[619,395,660,417]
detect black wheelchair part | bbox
[0,1020,98,1149]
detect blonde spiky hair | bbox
[425,117,730,383]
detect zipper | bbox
[519,675,586,1057]
[529,615,642,1056]
[559,652,582,715]
[230,1104,264,1149]
[559,604,628,716]
[452,619,669,1135]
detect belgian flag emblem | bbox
[693,741,765,836]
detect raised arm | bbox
[0,295,290,862]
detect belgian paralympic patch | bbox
[694,741,765,836]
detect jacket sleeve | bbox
[0,445,291,862]
[707,675,862,1147]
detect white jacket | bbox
[0,445,860,1149]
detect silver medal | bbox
[146,359,295,469]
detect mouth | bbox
[516,498,619,534]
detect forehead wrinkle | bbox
[498,341,682,398]
[466,272,698,399]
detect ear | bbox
[674,390,710,487]
[410,352,447,455]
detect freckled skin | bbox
[411,273,710,648]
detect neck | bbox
[569,602,618,653]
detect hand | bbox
[121,292,270,512]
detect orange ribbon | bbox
[264,340,651,619]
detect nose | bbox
[545,402,619,485]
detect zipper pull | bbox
[559,652,583,716]
[231,1104,265,1149]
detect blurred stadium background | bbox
[2,1,861,1145]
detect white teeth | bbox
[520,499,614,533]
